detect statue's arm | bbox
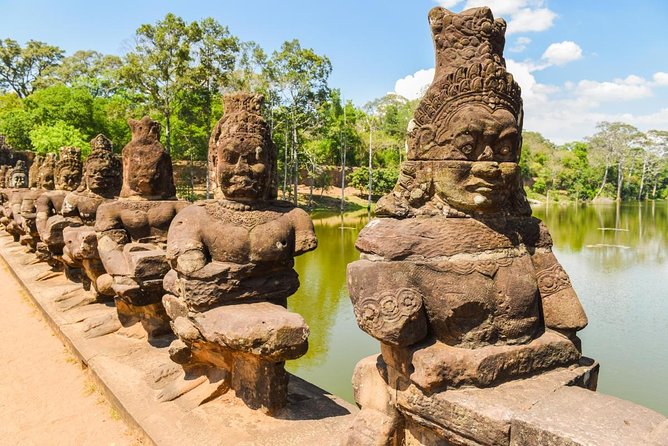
[530,222,588,333]
[35,194,54,237]
[288,208,317,255]
[94,204,131,275]
[166,205,207,275]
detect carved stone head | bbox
[38,154,56,190]
[380,7,529,217]
[84,134,121,197]
[3,164,12,188]
[120,116,176,199]
[209,92,276,202]
[55,147,83,191]
[9,160,28,188]
[28,156,43,188]
[0,165,8,188]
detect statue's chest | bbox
[203,207,295,263]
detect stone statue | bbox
[28,155,43,189]
[38,153,56,190]
[0,165,8,189]
[160,92,317,413]
[94,117,187,338]
[345,7,590,445]
[60,134,122,298]
[3,164,13,189]
[9,160,28,189]
[29,147,82,258]
[2,160,30,242]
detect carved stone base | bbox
[381,330,581,392]
[164,301,309,414]
[115,298,171,339]
[347,353,668,446]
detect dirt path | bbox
[0,258,144,446]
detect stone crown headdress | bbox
[57,146,83,173]
[412,7,522,131]
[86,134,117,164]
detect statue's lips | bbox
[229,175,256,189]
[465,181,499,194]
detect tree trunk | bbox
[616,160,623,202]
[367,126,373,211]
[340,109,347,213]
[593,162,609,201]
[165,111,171,154]
[309,166,314,209]
[292,124,298,206]
[638,158,647,201]
[652,178,658,199]
[282,126,288,200]
[189,151,194,200]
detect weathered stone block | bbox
[193,302,309,361]
[510,386,668,446]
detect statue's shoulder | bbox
[266,199,304,217]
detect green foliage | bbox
[0,39,64,98]
[347,166,398,195]
[29,121,88,155]
[0,93,32,150]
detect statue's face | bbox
[86,157,118,194]
[58,167,81,191]
[434,105,521,213]
[11,173,27,188]
[217,135,269,201]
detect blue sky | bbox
[1,0,666,143]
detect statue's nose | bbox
[234,156,250,173]
[477,146,494,161]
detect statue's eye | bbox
[498,146,510,156]
[223,152,239,164]
[461,145,474,156]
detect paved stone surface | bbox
[0,232,356,446]
[0,243,142,446]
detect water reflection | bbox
[533,202,668,416]
[288,203,668,415]
[287,210,376,402]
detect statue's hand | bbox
[176,249,207,275]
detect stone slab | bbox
[0,233,356,446]
[510,386,668,446]
[397,362,600,446]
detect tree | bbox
[29,121,87,155]
[0,93,32,150]
[35,50,123,97]
[588,122,641,201]
[266,39,332,204]
[645,130,668,199]
[119,14,201,154]
[0,39,64,98]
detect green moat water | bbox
[287,202,668,416]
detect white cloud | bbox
[394,68,435,100]
[541,41,582,66]
[506,8,556,34]
[435,0,462,8]
[433,0,556,34]
[652,72,668,86]
[576,78,653,102]
[462,0,530,16]
[510,37,532,53]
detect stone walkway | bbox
[0,257,144,446]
